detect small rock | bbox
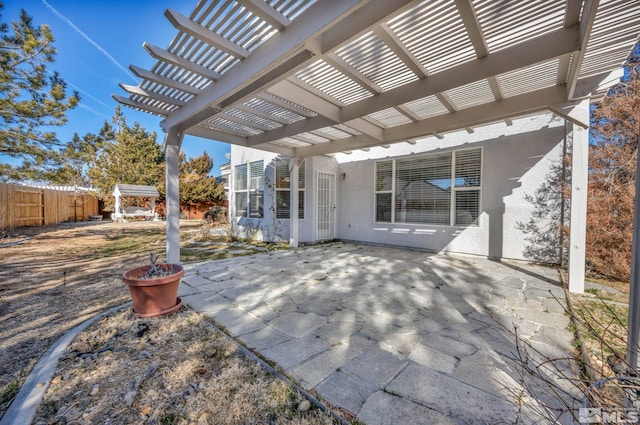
[197,413,209,424]
[51,376,62,385]
[298,400,311,412]
[140,350,152,359]
[76,342,91,352]
[139,405,152,416]
[124,390,137,407]
[90,385,100,396]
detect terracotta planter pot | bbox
[123,264,185,318]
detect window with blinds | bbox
[374,148,481,226]
[375,161,393,222]
[275,159,305,219]
[234,164,247,217]
[234,161,264,218]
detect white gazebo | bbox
[113,0,640,295]
[112,184,160,220]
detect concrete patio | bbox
[179,242,576,424]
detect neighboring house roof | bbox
[113,184,159,197]
[16,183,94,193]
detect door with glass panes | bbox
[316,172,335,240]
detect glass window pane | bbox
[298,161,306,189]
[234,164,247,191]
[249,191,263,218]
[298,190,305,219]
[275,159,290,189]
[456,190,479,226]
[276,190,290,219]
[395,153,451,224]
[249,161,263,190]
[235,192,247,217]
[455,149,481,188]
[376,193,392,222]
[375,161,393,191]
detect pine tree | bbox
[179,151,225,205]
[88,107,164,198]
[0,3,79,181]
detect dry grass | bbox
[33,307,335,425]
[0,220,316,424]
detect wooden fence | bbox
[0,183,99,229]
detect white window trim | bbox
[234,160,264,218]
[374,147,482,227]
[275,158,306,220]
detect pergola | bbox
[114,0,640,297]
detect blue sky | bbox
[4,0,231,176]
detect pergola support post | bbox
[627,134,640,371]
[289,158,300,248]
[567,104,589,294]
[165,129,183,264]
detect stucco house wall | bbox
[230,113,565,262]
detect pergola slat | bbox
[164,8,251,59]
[236,0,290,30]
[129,65,202,95]
[143,42,222,80]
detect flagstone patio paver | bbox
[180,242,576,424]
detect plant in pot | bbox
[122,252,184,318]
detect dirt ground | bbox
[0,221,173,418]
[0,220,336,425]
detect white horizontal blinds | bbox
[275,159,290,219]
[249,160,264,218]
[454,149,481,226]
[396,152,452,225]
[275,159,306,219]
[234,164,248,217]
[298,161,305,219]
[454,149,481,188]
[234,164,247,190]
[375,161,393,222]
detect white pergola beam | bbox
[373,22,428,78]
[246,26,580,148]
[548,101,591,128]
[143,42,222,80]
[185,125,295,157]
[257,92,315,117]
[325,52,382,93]
[162,0,414,132]
[164,9,250,59]
[342,26,580,122]
[129,65,202,95]
[236,0,290,30]
[565,0,583,27]
[268,80,340,121]
[186,125,247,146]
[295,86,567,156]
[566,0,600,99]
[119,83,186,107]
[259,78,383,143]
[395,105,421,122]
[235,104,291,125]
[216,112,277,131]
[454,0,488,57]
[112,94,170,116]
